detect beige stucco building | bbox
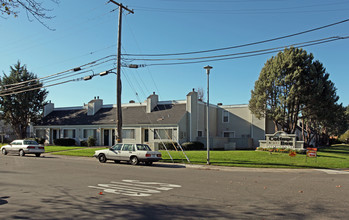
[34,90,273,150]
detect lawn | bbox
[160,144,349,169]
[44,146,86,153]
[49,146,107,157]
[42,144,349,169]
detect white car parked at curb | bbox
[1,140,45,157]
[94,143,162,165]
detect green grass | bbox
[44,146,86,153]
[41,144,349,169]
[160,144,349,169]
[50,146,107,157]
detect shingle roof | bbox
[36,104,186,126]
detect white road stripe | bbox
[88,180,182,197]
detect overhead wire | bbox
[123,18,349,57]
[0,55,116,96]
[140,36,349,66]
[123,36,344,62]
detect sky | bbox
[0,0,348,108]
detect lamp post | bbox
[204,65,212,165]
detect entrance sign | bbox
[259,131,304,149]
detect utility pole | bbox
[204,65,212,165]
[109,1,134,143]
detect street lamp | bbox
[204,65,212,165]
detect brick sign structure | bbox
[259,131,304,149]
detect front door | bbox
[52,129,60,144]
[104,130,110,146]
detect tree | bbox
[249,47,342,146]
[0,0,59,29]
[249,47,314,133]
[0,61,48,139]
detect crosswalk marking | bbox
[88,180,181,197]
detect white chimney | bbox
[87,97,103,116]
[146,92,158,113]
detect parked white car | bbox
[1,140,45,157]
[94,143,162,165]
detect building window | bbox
[122,129,135,139]
[63,129,76,138]
[223,110,229,123]
[36,129,46,139]
[223,131,235,138]
[84,129,97,139]
[154,129,172,140]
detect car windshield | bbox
[136,144,151,151]
[23,140,39,145]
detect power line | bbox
[0,55,116,96]
[123,36,343,62]
[123,18,349,57]
[141,36,349,66]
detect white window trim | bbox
[223,131,235,138]
[222,110,229,123]
[63,128,76,138]
[83,128,97,139]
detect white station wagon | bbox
[1,140,45,157]
[94,143,162,165]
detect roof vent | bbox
[129,100,135,103]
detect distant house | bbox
[33,90,274,150]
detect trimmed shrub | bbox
[87,136,96,147]
[80,140,88,147]
[159,142,178,150]
[181,141,204,151]
[54,138,76,146]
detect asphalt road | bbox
[1,153,348,220]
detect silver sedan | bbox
[1,140,45,157]
[94,143,162,165]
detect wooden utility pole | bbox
[109,1,134,143]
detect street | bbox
[1,154,348,220]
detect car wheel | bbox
[2,148,7,155]
[98,154,107,163]
[130,156,139,165]
[114,160,120,163]
[145,161,153,166]
[19,150,25,157]
[35,153,41,157]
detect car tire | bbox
[35,153,41,157]
[114,160,120,163]
[2,148,7,155]
[19,150,25,157]
[98,154,107,163]
[145,161,153,166]
[130,156,139,165]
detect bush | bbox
[53,138,76,146]
[339,130,349,144]
[87,136,96,147]
[80,140,88,146]
[181,141,204,151]
[159,142,178,150]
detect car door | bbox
[119,144,134,161]
[9,141,20,153]
[108,144,123,160]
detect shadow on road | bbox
[0,196,9,206]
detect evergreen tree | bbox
[249,47,343,145]
[0,61,48,139]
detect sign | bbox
[259,131,304,150]
[289,151,297,157]
[306,148,317,158]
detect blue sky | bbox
[1,0,348,108]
